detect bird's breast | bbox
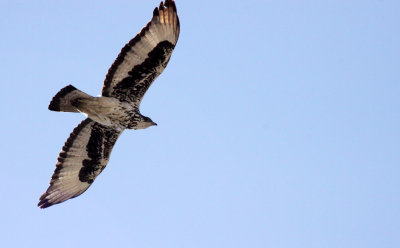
[81,97,138,129]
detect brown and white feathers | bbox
[38,0,180,208]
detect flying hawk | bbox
[38,0,180,208]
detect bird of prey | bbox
[38,0,180,208]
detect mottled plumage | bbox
[38,0,179,208]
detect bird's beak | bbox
[153,122,157,126]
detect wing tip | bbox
[38,202,52,209]
[37,193,53,209]
[164,0,174,8]
[169,0,177,11]
[154,0,177,17]
[153,7,159,16]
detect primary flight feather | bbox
[38,0,180,209]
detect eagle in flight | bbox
[38,0,180,208]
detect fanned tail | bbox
[48,85,93,112]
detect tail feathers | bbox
[49,85,92,112]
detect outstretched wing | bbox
[101,0,180,104]
[38,119,122,208]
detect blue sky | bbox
[1,0,399,247]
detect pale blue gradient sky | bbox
[0,1,399,247]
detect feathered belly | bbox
[74,97,138,129]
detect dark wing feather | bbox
[101,0,180,104]
[38,119,122,208]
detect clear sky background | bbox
[0,0,399,247]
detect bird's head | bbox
[136,115,157,129]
